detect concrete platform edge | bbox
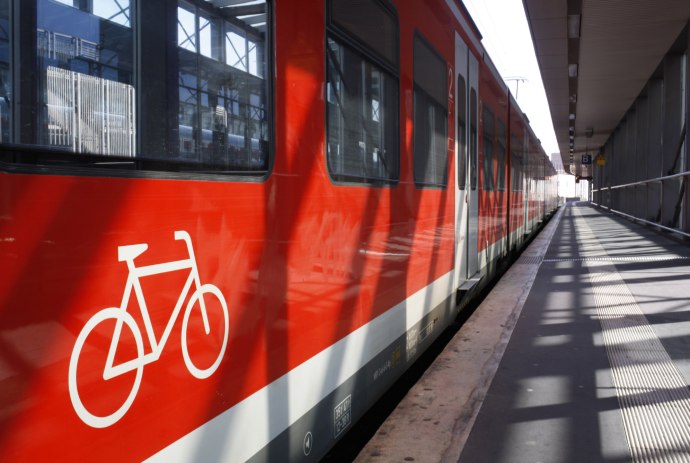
[355,207,564,463]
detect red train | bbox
[0,0,557,461]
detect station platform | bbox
[356,202,690,463]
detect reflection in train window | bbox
[0,0,271,177]
[175,1,269,172]
[413,34,447,189]
[511,134,524,191]
[469,88,478,190]
[457,75,467,190]
[482,106,495,191]
[326,0,399,185]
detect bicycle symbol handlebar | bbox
[68,230,229,428]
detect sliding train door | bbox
[454,32,479,289]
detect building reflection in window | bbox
[0,0,270,175]
[177,0,269,171]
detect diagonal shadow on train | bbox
[181,9,416,460]
[0,175,142,458]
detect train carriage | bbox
[0,0,557,461]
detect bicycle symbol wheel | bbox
[181,284,229,379]
[68,308,144,428]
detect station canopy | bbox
[523,0,690,177]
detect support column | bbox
[612,125,623,210]
[684,26,690,234]
[661,54,684,227]
[624,107,637,215]
[635,96,649,219]
[647,78,664,222]
[604,135,614,208]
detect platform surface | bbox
[356,202,690,463]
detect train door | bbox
[453,32,479,289]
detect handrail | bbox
[591,170,690,193]
[591,202,690,240]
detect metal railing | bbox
[591,171,690,239]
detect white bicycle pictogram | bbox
[68,230,229,428]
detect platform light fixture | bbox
[568,64,578,78]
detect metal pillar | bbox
[661,54,684,228]
[647,79,664,222]
[635,96,649,219]
[684,25,690,234]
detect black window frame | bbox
[0,0,275,183]
[325,0,400,187]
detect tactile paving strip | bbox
[574,207,690,462]
[543,256,690,262]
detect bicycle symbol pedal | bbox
[68,230,229,428]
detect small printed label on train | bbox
[333,395,352,438]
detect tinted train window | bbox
[469,89,477,190]
[482,106,494,191]
[496,119,506,191]
[457,75,467,190]
[511,134,523,191]
[326,0,399,185]
[0,0,271,178]
[413,35,447,188]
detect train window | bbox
[412,35,447,189]
[469,89,478,190]
[457,75,467,190]
[482,106,494,191]
[511,134,523,191]
[326,0,399,185]
[0,0,272,178]
[496,119,506,191]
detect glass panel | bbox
[38,0,136,156]
[413,89,447,187]
[177,5,197,52]
[199,14,221,61]
[413,36,447,188]
[93,0,131,28]
[326,38,398,183]
[225,30,247,72]
[175,0,269,171]
[0,0,271,176]
[330,0,397,68]
[457,76,467,190]
[482,106,494,191]
[470,89,478,190]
